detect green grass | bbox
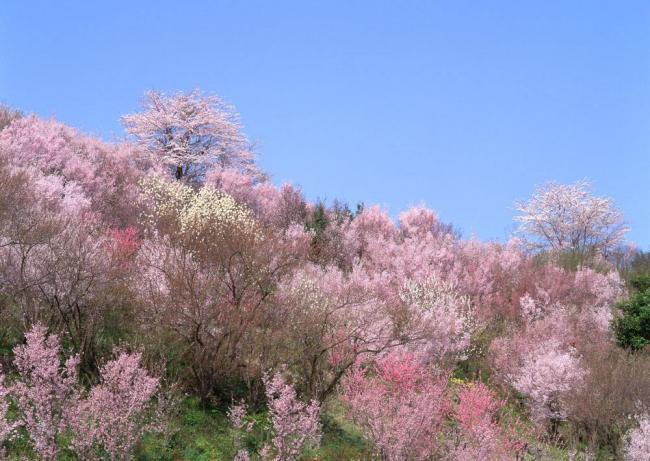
[135,396,373,461]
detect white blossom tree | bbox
[515,181,628,263]
[122,90,256,181]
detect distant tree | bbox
[122,90,255,181]
[306,201,329,235]
[0,104,21,131]
[515,181,628,264]
[630,250,650,275]
[622,250,650,288]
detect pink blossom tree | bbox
[0,115,147,225]
[491,307,587,424]
[0,164,131,374]
[9,323,80,461]
[447,382,526,461]
[261,371,322,461]
[340,351,448,461]
[398,275,475,365]
[275,263,405,401]
[66,350,162,461]
[0,325,163,460]
[206,167,308,231]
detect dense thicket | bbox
[0,95,647,460]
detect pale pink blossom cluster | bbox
[276,262,398,388]
[492,305,587,423]
[66,350,160,460]
[624,414,650,461]
[510,337,586,421]
[206,167,307,230]
[0,324,162,460]
[399,276,475,363]
[0,115,147,224]
[9,323,79,460]
[225,371,322,461]
[262,372,322,461]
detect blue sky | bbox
[2,1,649,247]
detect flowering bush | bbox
[67,351,162,460]
[262,372,322,461]
[448,382,526,460]
[0,324,163,460]
[341,352,448,461]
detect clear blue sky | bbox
[2,1,649,248]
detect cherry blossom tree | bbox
[0,115,148,225]
[399,276,475,365]
[122,90,255,181]
[447,382,526,461]
[491,305,587,424]
[0,163,134,374]
[510,337,586,422]
[67,350,162,461]
[515,181,628,263]
[206,167,308,230]
[340,351,448,461]
[0,325,164,460]
[261,371,321,461]
[8,323,80,461]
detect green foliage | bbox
[629,273,650,293]
[305,201,329,236]
[614,285,650,350]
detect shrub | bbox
[614,287,650,350]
